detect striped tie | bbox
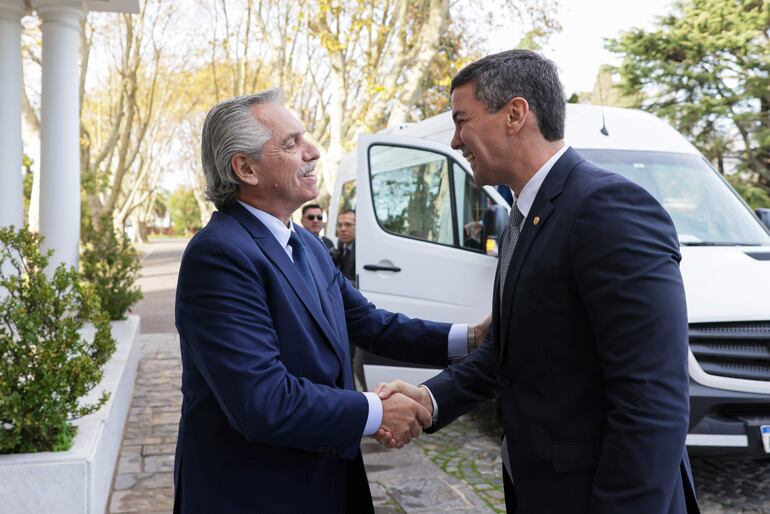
[497,202,524,484]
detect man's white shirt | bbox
[238,202,468,436]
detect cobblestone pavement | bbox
[108,333,180,513]
[415,404,506,513]
[692,457,770,513]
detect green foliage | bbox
[168,187,202,236]
[0,226,115,454]
[727,175,770,209]
[80,216,143,321]
[608,0,770,186]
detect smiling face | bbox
[450,82,511,187]
[236,102,321,222]
[301,207,324,235]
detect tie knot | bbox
[509,204,524,227]
[288,232,305,255]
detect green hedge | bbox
[0,226,115,453]
[80,216,143,321]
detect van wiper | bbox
[680,241,761,246]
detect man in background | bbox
[300,203,335,253]
[333,209,366,387]
[335,209,356,282]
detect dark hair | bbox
[450,49,565,141]
[338,209,355,218]
[302,203,322,216]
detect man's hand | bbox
[372,380,434,448]
[372,392,431,449]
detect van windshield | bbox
[578,149,770,246]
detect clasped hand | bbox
[372,380,434,449]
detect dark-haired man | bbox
[335,209,356,283]
[376,49,699,514]
[300,203,335,252]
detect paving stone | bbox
[114,472,173,491]
[142,443,176,456]
[109,488,174,513]
[117,453,142,474]
[151,411,180,425]
[150,424,179,437]
[143,454,175,473]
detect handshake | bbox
[371,315,491,449]
[372,380,434,449]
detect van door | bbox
[356,134,504,324]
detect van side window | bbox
[453,163,493,252]
[369,145,454,246]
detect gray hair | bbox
[450,49,565,141]
[200,88,284,210]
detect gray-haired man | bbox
[173,89,489,513]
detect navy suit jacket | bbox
[174,203,451,513]
[424,148,699,514]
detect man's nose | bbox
[450,130,462,151]
[305,142,321,161]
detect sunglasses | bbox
[304,214,323,221]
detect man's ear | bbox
[231,154,259,186]
[504,97,529,135]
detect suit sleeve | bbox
[421,331,508,431]
[570,179,690,513]
[175,237,367,458]
[334,268,453,366]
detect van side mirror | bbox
[756,208,770,231]
[481,205,508,257]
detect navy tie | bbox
[288,232,321,305]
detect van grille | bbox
[689,322,770,381]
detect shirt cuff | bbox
[448,323,469,359]
[361,392,383,436]
[421,385,439,424]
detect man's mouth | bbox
[300,163,316,178]
[464,151,476,164]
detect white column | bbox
[37,0,86,269]
[0,1,25,230]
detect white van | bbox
[328,104,770,458]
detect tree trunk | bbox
[387,0,450,127]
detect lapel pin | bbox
[533,216,540,226]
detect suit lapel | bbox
[223,204,346,369]
[499,148,584,353]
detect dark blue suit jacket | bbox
[173,203,451,513]
[425,148,699,513]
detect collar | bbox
[515,144,570,219]
[237,201,296,249]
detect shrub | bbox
[0,226,115,454]
[80,215,143,320]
